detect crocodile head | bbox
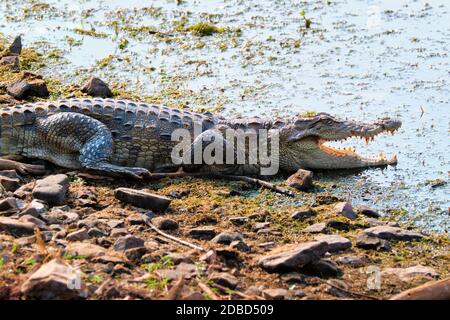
[278,113,401,170]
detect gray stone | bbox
[359,206,380,218]
[0,217,35,237]
[0,197,24,213]
[315,234,351,252]
[262,288,291,300]
[290,208,315,220]
[334,202,357,219]
[126,213,149,225]
[7,77,49,99]
[0,174,21,191]
[32,174,69,206]
[253,222,270,231]
[209,272,238,289]
[110,228,128,237]
[21,259,86,299]
[124,246,147,262]
[66,228,89,241]
[112,235,145,252]
[229,216,248,225]
[107,219,125,229]
[65,242,106,259]
[87,227,107,238]
[336,255,366,267]
[7,36,22,55]
[363,226,423,241]
[80,77,112,98]
[258,241,329,272]
[151,217,179,230]
[302,259,342,278]
[303,222,327,233]
[382,265,439,281]
[164,252,193,264]
[356,233,391,251]
[114,188,171,212]
[19,215,47,229]
[0,56,19,70]
[286,169,314,191]
[258,242,275,250]
[230,240,251,252]
[211,232,243,244]
[189,227,216,240]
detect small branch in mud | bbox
[147,171,296,197]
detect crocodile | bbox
[0,98,401,178]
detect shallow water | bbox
[0,0,448,232]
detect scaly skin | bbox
[0,98,401,178]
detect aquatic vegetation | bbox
[74,28,108,38]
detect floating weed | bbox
[74,27,108,38]
[97,54,114,69]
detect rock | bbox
[336,255,366,267]
[112,235,145,252]
[358,206,380,218]
[209,272,238,289]
[107,219,125,229]
[114,188,171,212]
[0,56,19,70]
[164,252,193,265]
[7,36,22,55]
[356,233,391,251]
[87,227,107,238]
[326,219,351,231]
[19,199,47,218]
[151,217,178,230]
[262,288,291,300]
[66,228,89,241]
[110,228,128,237]
[253,222,270,231]
[80,77,112,98]
[290,208,315,220]
[302,222,327,233]
[230,240,251,252]
[19,215,46,229]
[334,202,356,220]
[390,278,450,300]
[229,216,248,225]
[258,242,275,250]
[7,76,49,99]
[211,232,243,244]
[0,174,21,191]
[302,259,342,278]
[0,217,35,237]
[126,213,148,225]
[286,169,314,191]
[32,174,69,206]
[363,226,423,241]
[65,242,106,259]
[21,259,86,299]
[382,265,439,281]
[0,197,24,213]
[315,193,340,205]
[189,227,216,240]
[315,234,351,252]
[124,247,147,262]
[258,241,328,272]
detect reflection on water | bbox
[0,0,448,231]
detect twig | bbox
[209,282,266,300]
[165,277,185,300]
[319,279,380,300]
[147,171,295,197]
[145,220,205,252]
[197,281,220,300]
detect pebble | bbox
[112,235,145,252]
[32,174,69,206]
[7,36,22,55]
[21,259,86,299]
[315,234,351,252]
[80,77,112,98]
[335,255,366,267]
[110,228,128,237]
[230,240,251,252]
[358,206,380,218]
[209,272,238,289]
[211,232,243,244]
[65,242,106,259]
[258,241,329,272]
[290,208,316,220]
[302,222,327,233]
[286,169,314,191]
[114,188,171,212]
[7,75,49,99]
[356,233,391,251]
[362,226,423,241]
[66,228,89,241]
[334,202,357,220]
[0,217,35,237]
[151,217,179,230]
[19,215,47,229]
[189,226,216,240]
[302,259,342,278]
[262,288,291,300]
[0,197,24,213]
[382,265,439,281]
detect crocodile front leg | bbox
[31,112,150,179]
